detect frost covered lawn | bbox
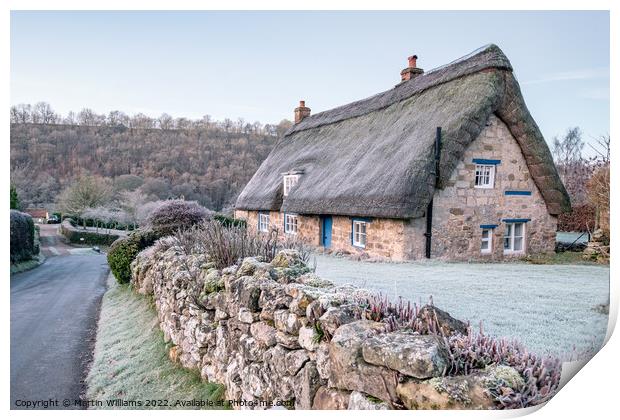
[86,274,225,409]
[314,255,609,359]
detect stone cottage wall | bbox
[131,246,522,410]
[234,210,410,260]
[429,114,557,260]
[233,210,321,247]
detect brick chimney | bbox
[294,100,311,124]
[400,54,424,82]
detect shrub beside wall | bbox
[59,219,121,246]
[146,199,212,237]
[108,229,159,284]
[10,210,36,264]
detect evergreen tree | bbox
[10,184,21,210]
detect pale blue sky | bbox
[11,11,609,149]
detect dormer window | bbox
[283,174,300,196]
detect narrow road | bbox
[10,251,109,409]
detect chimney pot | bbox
[294,100,311,124]
[400,53,424,83]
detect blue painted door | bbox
[321,216,333,248]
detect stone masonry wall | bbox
[131,245,524,410]
[234,210,409,260]
[429,114,557,260]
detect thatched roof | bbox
[236,44,570,218]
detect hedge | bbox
[59,219,121,246]
[10,210,36,264]
[108,229,159,284]
[67,216,137,231]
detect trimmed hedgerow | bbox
[60,219,120,246]
[146,199,213,237]
[108,229,159,284]
[10,210,36,264]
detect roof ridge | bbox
[285,44,512,136]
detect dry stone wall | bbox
[131,245,524,410]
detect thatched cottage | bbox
[235,44,570,260]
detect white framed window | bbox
[258,213,270,232]
[283,175,300,196]
[352,220,368,248]
[474,164,495,188]
[503,222,525,253]
[480,228,493,253]
[284,213,298,234]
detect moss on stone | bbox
[428,377,471,405]
[482,365,525,391]
[365,394,384,404]
[202,268,224,295]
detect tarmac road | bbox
[10,253,109,409]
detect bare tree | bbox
[158,113,174,130]
[77,108,105,126]
[33,102,59,124]
[589,134,610,164]
[552,127,584,170]
[130,113,155,129]
[175,117,191,130]
[63,111,77,125]
[552,127,589,204]
[57,176,113,223]
[201,114,212,128]
[107,110,130,127]
[10,104,32,124]
[118,190,148,229]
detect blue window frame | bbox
[505,191,532,196]
[502,218,531,223]
[472,158,501,165]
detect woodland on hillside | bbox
[10,103,290,212]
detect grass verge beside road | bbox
[86,274,225,409]
[10,254,46,275]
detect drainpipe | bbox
[425,127,442,258]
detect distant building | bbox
[235,45,570,261]
[24,208,49,224]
